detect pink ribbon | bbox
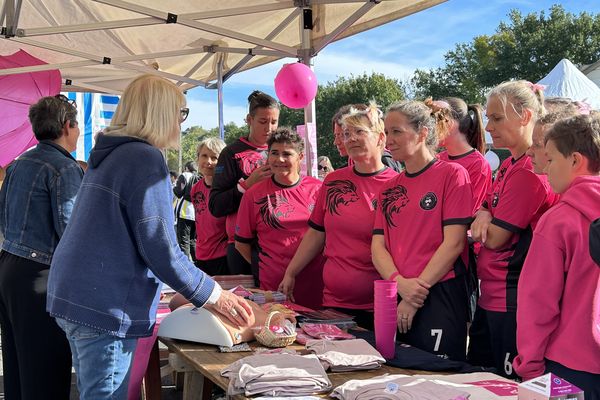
[527,81,546,93]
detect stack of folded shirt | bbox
[249,290,287,304]
[331,374,471,400]
[221,353,332,397]
[306,339,385,372]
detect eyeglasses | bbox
[180,107,189,123]
[55,94,77,108]
[342,128,371,142]
[318,165,329,171]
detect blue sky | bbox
[182,0,600,130]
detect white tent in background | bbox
[537,58,600,109]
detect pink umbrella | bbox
[0,49,62,167]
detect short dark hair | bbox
[267,127,304,153]
[28,96,77,141]
[184,161,197,173]
[443,97,486,154]
[545,114,600,173]
[248,90,279,116]
[169,171,178,179]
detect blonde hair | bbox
[318,155,334,171]
[104,74,185,149]
[487,80,545,122]
[341,102,385,137]
[197,137,226,158]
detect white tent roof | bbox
[0,0,445,93]
[537,58,600,109]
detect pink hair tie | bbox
[575,100,592,115]
[527,81,546,93]
[432,100,450,109]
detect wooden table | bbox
[158,337,441,400]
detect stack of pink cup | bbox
[374,279,398,359]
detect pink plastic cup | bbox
[375,319,397,358]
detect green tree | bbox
[412,5,600,103]
[166,122,249,172]
[278,72,405,168]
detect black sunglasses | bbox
[318,165,329,171]
[55,94,77,108]
[180,107,189,122]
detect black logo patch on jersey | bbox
[419,192,438,210]
[381,185,409,227]
[256,192,294,230]
[325,179,359,215]
[191,190,206,213]
[372,198,378,210]
[491,192,499,208]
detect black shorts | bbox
[467,306,517,378]
[398,275,469,361]
[195,256,228,276]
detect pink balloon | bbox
[274,63,318,109]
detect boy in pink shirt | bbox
[513,114,600,398]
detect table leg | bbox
[142,339,162,400]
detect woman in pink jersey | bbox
[513,115,600,398]
[373,100,473,361]
[437,97,491,213]
[235,128,324,310]
[468,80,554,378]
[209,91,279,277]
[190,137,228,275]
[279,104,397,329]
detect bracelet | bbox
[388,271,400,281]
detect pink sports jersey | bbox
[438,149,492,213]
[235,176,325,310]
[190,179,227,260]
[477,154,555,312]
[513,176,600,379]
[309,166,397,309]
[373,159,473,282]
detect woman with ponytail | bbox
[468,80,555,378]
[372,100,473,361]
[437,98,492,212]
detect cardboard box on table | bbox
[518,373,583,400]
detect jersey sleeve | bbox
[442,166,474,226]
[234,190,256,243]
[513,227,565,380]
[372,189,385,235]
[308,182,327,232]
[209,146,243,218]
[492,170,547,232]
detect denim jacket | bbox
[0,141,83,265]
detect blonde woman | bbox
[317,155,334,180]
[279,104,397,330]
[47,75,253,399]
[468,80,554,378]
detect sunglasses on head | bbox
[318,165,329,171]
[55,94,77,108]
[180,107,189,122]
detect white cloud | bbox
[182,96,248,130]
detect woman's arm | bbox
[278,227,325,300]
[372,234,429,307]
[418,224,468,285]
[234,241,252,264]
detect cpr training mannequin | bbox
[159,294,295,346]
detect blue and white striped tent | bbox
[63,92,119,161]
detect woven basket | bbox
[255,311,297,348]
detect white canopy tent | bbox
[0,0,445,172]
[537,58,600,109]
[0,0,445,94]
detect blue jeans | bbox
[56,318,138,400]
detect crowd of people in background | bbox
[0,74,599,399]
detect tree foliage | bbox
[279,72,405,168]
[412,5,600,103]
[166,122,249,172]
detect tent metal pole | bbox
[300,6,316,178]
[217,54,225,140]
